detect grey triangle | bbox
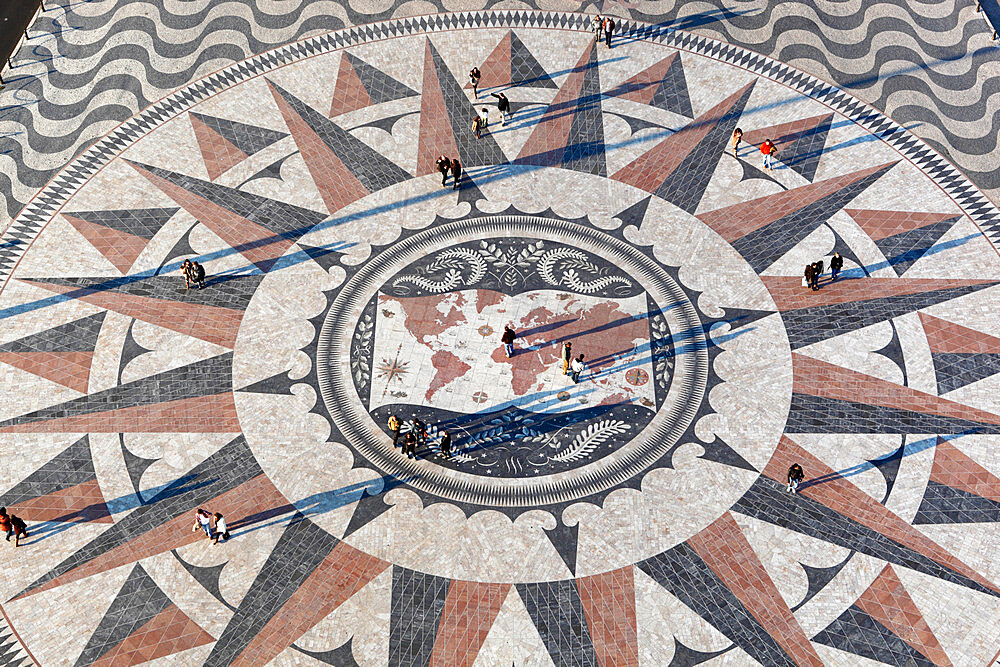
[297,242,345,273]
[294,637,359,666]
[342,479,400,539]
[0,435,98,507]
[779,114,833,182]
[62,208,178,241]
[0,311,105,353]
[509,32,556,88]
[542,517,579,575]
[190,111,288,156]
[875,218,958,276]
[932,351,1000,393]
[613,195,651,228]
[649,54,694,118]
[697,436,756,472]
[344,52,417,104]
[172,549,235,610]
[237,370,300,395]
[267,79,412,192]
[813,605,936,666]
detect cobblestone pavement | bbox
[1,10,1000,667]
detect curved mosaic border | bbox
[3,9,1000,284]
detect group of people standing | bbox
[468,67,512,137]
[181,259,206,289]
[387,414,452,459]
[192,508,229,545]
[804,252,844,291]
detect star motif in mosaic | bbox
[1,12,1000,667]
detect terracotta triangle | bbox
[847,209,962,242]
[792,351,1000,426]
[471,32,512,90]
[930,437,1000,504]
[0,350,93,393]
[416,39,462,176]
[90,603,214,666]
[762,435,1000,597]
[430,581,511,666]
[855,565,953,666]
[63,214,149,274]
[190,113,250,181]
[330,53,375,116]
[575,568,641,667]
[919,312,1000,355]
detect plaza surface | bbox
[0,6,1000,667]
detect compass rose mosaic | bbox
[1,10,1000,667]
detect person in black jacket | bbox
[787,463,805,493]
[491,92,511,126]
[604,17,616,48]
[436,155,451,187]
[501,325,516,357]
[830,252,844,281]
[191,261,206,289]
[451,158,462,190]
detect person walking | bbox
[830,252,843,281]
[0,508,12,545]
[561,341,573,375]
[761,139,778,170]
[436,155,451,187]
[787,463,805,493]
[388,413,401,447]
[451,158,462,190]
[412,417,428,450]
[570,354,586,383]
[181,259,194,289]
[491,92,510,126]
[730,128,743,157]
[604,16,615,48]
[192,508,214,540]
[8,514,27,547]
[212,512,229,544]
[479,107,490,129]
[501,325,516,357]
[439,430,452,457]
[469,67,481,98]
[592,14,604,41]
[403,430,417,459]
[473,113,485,139]
[815,259,824,287]
[809,261,820,291]
[191,261,206,289]
[803,263,814,290]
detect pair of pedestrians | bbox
[435,155,463,189]
[192,508,229,545]
[181,259,206,289]
[592,14,616,47]
[0,508,28,547]
[560,341,587,383]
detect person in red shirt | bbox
[761,139,778,170]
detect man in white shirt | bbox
[570,354,586,383]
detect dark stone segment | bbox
[205,514,339,666]
[875,218,957,276]
[190,112,288,156]
[913,480,1000,524]
[344,51,417,104]
[668,638,732,666]
[129,160,329,239]
[267,78,411,193]
[868,440,905,503]
[29,274,264,311]
[172,549,235,611]
[427,40,507,168]
[388,567,451,667]
[649,54,693,118]
[294,638,360,666]
[731,476,999,598]
[17,436,262,599]
[542,519,579,575]
[516,579,599,667]
[792,555,853,612]
[297,242,345,273]
[697,436,756,472]
[654,83,754,214]
[61,208,179,240]
[0,312,105,353]
[812,604,935,667]
[730,164,893,274]
[785,392,1000,434]
[509,32,556,88]
[932,351,1000,394]
[637,543,796,667]
[74,565,173,667]
[0,435,97,507]
[780,282,998,349]
[780,115,832,183]
[0,352,234,428]
[562,44,605,177]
